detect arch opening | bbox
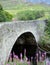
[8,32,37,65]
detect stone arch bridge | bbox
[0,20,46,65]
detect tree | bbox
[0,4,13,22]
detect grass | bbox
[0,0,50,18]
[5,58,30,65]
[4,51,48,65]
[5,60,47,65]
[5,58,46,65]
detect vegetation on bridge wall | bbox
[39,19,50,52]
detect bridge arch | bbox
[9,31,37,64]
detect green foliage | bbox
[0,4,3,10]
[39,18,50,52]
[0,10,13,22]
[16,10,44,20]
[43,18,50,44]
[39,18,50,44]
[45,18,50,35]
[34,10,44,19]
[0,4,13,22]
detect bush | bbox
[45,18,50,35]
[39,19,50,52]
[0,10,13,22]
[0,4,13,22]
[35,11,44,18]
[16,10,44,20]
[40,18,50,43]
[0,4,3,10]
